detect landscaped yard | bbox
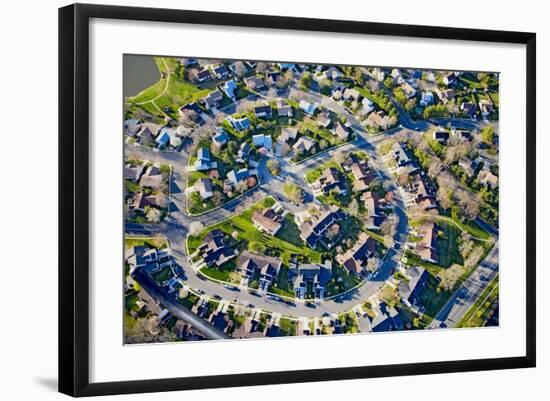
[187,196,323,266]
[126,57,210,120]
[304,161,343,184]
[436,222,464,268]
[125,236,169,250]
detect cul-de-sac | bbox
[123,56,499,343]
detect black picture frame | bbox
[59,3,536,397]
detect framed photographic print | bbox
[58,3,536,397]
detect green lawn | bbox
[305,161,343,184]
[124,236,168,249]
[278,317,297,336]
[275,215,304,247]
[126,57,210,118]
[200,261,237,283]
[325,266,362,297]
[270,265,295,298]
[187,196,323,265]
[436,222,464,268]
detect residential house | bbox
[179,58,198,67]
[336,232,377,276]
[322,66,343,80]
[254,104,273,119]
[401,81,417,99]
[299,100,317,115]
[244,75,265,90]
[124,163,144,181]
[433,129,450,144]
[194,178,213,200]
[196,229,237,267]
[194,69,212,82]
[226,168,250,186]
[292,136,317,153]
[202,89,223,110]
[297,205,346,247]
[477,168,498,189]
[279,127,298,143]
[461,101,476,116]
[227,116,251,132]
[342,88,361,102]
[436,88,455,104]
[237,251,282,293]
[366,110,386,128]
[212,129,229,150]
[211,64,229,80]
[139,165,163,190]
[124,119,141,136]
[478,98,494,116]
[228,61,248,77]
[237,142,251,163]
[311,167,347,197]
[451,127,472,141]
[128,192,167,212]
[126,245,173,274]
[194,147,212,171]
[276,100,293,117]
[420,91,434,107]
[414,221,438,263]
[398,265,429,313]
[265,70,281,86]
[252,134,273,151]
[221,79,238,100]
[289,262,332,300]
[458,157,476,177]
[350,161,375,193]
[316,112,332,128]
[251,207,283,235]
[391,142,413,168]
[136,122,161,142]
[408,174,437,210]
[370,302,404,332]
[333,121,350,141]
[360,98,375,116]
[362,191,385,229]
[442,71,457,86]
[178,102,204,125]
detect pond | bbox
[123,54,161,98]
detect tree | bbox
[326,223,340,241]
[146,207,161,223]
[283,183,304,203]
[319,139,329,150]
[233,61,247,77]
[381,214,398,237]
[266,159,280,176]
[188,221,204,236]
[348,198,359,216]
[481,126,495,145]
[437,187,453,210]
[459,232,474,259]
[332,149,347,164]
[300,72,313,90]
[211,191,224,207]
[366,257,379,273]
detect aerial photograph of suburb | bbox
[123,55,499,343]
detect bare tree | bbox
[380,214,398,237]
[188,221,204,236]
[348,198,359,216]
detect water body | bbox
[123,54,161,98]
